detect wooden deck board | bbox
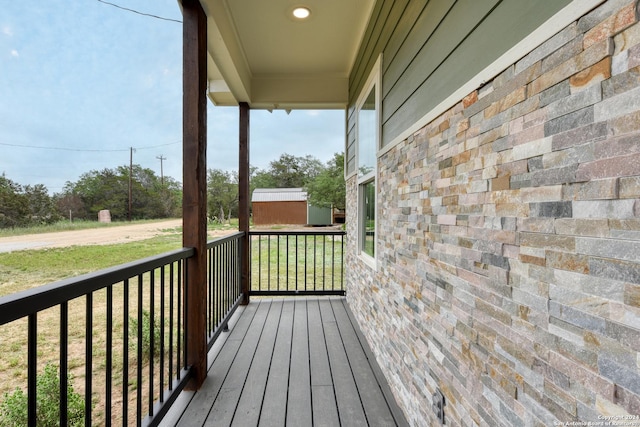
[257,300,293,427]
[205,300,271,425]
[172,297,408,427]
[319,298,369,426]
[176,302,259,427]
[232,300,281,427]
[286,299,313,426]
[331,299,397,427]
[307,299,340,426]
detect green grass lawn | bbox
[0,234,183,297]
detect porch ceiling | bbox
[198,0,375,110]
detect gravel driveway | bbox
[0,219,184,253]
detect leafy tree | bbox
[24,184,60,225]
[305,152,346,209]
[250,169,277,193]
[207,169,238,222]
[54,190,87,221]
[59,165,181,221]
[67,168,128,220]
[0,174,29,228]
[259,154,324,188]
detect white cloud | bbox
[10,49,18,57]
[2,26,13,36]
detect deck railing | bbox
[249,230,346,296]
[206,232,244,348]
[0,232,244,427]
[0,229,344,425]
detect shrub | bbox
[0,363,84,426]
[129,309,163,360]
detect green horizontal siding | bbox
[347,0,572,150]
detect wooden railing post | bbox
[182,0,207,390]
[239,102,251,305]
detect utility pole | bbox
[129,147,135,222]
[156,154,166,186]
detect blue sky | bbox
[0,0,345,194]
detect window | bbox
[356,55,381,261]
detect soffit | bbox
[199,0,375,110]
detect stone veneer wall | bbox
[346,1,640,425]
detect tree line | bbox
[207,152,345,223]
[0,152,345,229]
[0,165,182,228]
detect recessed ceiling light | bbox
[292,7,311,19]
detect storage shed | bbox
[251,188,307,225]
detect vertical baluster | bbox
[178,260,183,375]
[286,234,289,290]
[332,235,336,291]
[27,313,37,427]
[137,274,143,426]
[106,286,113,423]
[226,241,229,316]
[217,242,221,328]
[295,235,299,291]
[257,235,261,291]
[222,241,227,318]
[169,264,174,388]
[215,242,220,327]
[60,303,68,427]
[322,233,326,290]
[223,241,226,322]
[276,235,280,291]
[341,235,344,290]
[208,246,212,335]
[304,234,308,290]
[149,269,155,417]
[235,238,239,300]
[123,279,129,426]
[85,293,93,426]
[216,245,219,333]
[215,243,218,330]
[313,234,317,291]
[232,240,236,312]
[160,266,166,402]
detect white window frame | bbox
[356,55,382,268]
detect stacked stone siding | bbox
[346,1,640,425]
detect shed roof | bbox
[251,188,308,203]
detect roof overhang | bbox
[199,0,375,110]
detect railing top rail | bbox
[0,247,194,326]
[206,231,245,249]
[249,230,346,236]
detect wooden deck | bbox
[164,297,408,427]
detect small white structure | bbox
[98,210,111,223]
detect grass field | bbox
[0,228,186,425]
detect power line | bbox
[0,142,127,152]
[96,0,182,24]
[0,140,181,152]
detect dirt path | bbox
[0,221,343,253]
[0,219,186,253]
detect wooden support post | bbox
[182,0,207,390]
[239,102,251,305]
